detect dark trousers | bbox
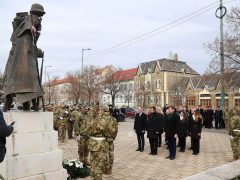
[167,137,176,158]
[158,133,162,147]
[178,137,186,151]
[192,139,200,154]
[149,138,158,154]
[136,133,145,150]
[215,119,220,129]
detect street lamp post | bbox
[80,48,91,104]
[216,0,226,111]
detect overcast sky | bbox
[0,0,239,80]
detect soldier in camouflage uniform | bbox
[73,106,90,165]
[228,109,240,160]
[82,105,109,180]
[54,107,68,143]
[224,108,234,130]
[102,107,118,175]
[68,107,75,139]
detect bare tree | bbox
[0,70,3,91]
[205,6,240,87]
[134,81,146,108]
[81,65,101,105]
[45,75,59,105]
[65,71,80,104]
[101,67,121,107]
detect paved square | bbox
[60,119,233,180]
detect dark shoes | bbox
[179,149,185,152]
[192,152,199,155]
[166,155,175,160]
[136,148,144,152]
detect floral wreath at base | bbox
[62,159,90,179]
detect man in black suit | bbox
[164,106,180,160]
[0,110,14,163]
[134,106,147,152]
[147,106,161,155]
[214,106,224,129]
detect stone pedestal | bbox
[0,111,68,180]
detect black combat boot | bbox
[32,98,39,111]
[22,101,30,111]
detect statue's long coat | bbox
[3,15,43,104]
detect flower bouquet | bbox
[62,159,90,179]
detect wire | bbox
[87,0,236,58]
[87,0,219,57]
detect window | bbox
[186,96,195,106]
[148,96,151,104]
[216,99,228,107]
[154,80,161,89]
[200,99,211,107]
[129,83,133,91]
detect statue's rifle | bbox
[31,14,45,111]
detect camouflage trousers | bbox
[67,121,74,138]
[230,136,240,159]
[78,136,89,163]
[58,123,67,143]
[105,141,114,170]
[89,139,108,180]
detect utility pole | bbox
[216,0,226,111]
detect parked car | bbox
[125,108,137,119]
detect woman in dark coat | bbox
[177,109,188,152]
[0,110,14,162]
[189,110,203,155]
[147,106,161,155]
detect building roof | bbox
[139,58,199,75]
[115,68,138,82]
[46,77,77,86]
[196,75,220,90]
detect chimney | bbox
[169,52,173,60]
[174,53,178,61]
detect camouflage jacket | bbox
[103,114,118,142]
[229,115,240,137]
[73,112,88,136]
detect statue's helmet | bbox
[30,3,45,16]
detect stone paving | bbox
[59,119,234,180]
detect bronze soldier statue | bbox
[3,3,45,111]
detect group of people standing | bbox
[48,104,118,180]
[134,105,203,160]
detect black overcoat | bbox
[0,111,13,162]
[134,112,147,134]
[147,112,161,139]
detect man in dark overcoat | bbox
[164,106,180,160]
[147,106,161,155]
[134,106,147,152]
